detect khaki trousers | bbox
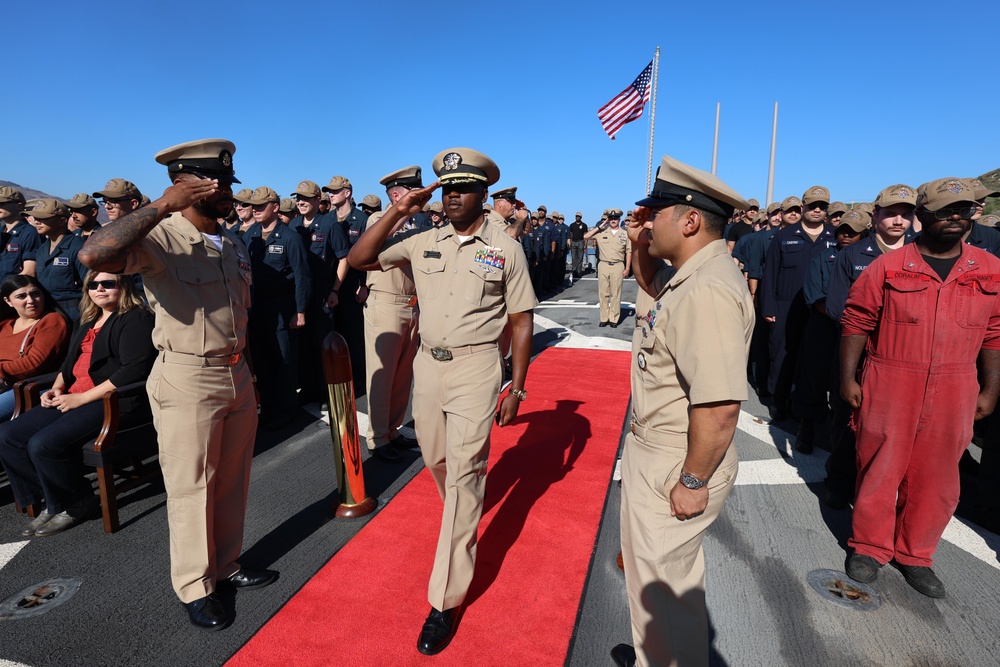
[413,345,501,611]
[598,260,624,324]
[363,292,419,448]
[620,430,738,667]
[147,354,258,603]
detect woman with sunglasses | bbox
[0,275,71,422]
[0,271,156,537]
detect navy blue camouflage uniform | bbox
[35,234,88,323]
[761,222,836,412]
[243,223,312,424]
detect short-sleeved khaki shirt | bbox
[123,212,252,356]
[365,211,416,296]
[632,240,753,434]
[486,209,511,232]
[378,219,537,348]
[596,228,631,263]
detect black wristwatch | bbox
[679,472,709,490]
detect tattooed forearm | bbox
[79,206,164,272]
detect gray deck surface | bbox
[1,270,997,667]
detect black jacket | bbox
[60,308,156,413]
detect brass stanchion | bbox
[322,331,377,518]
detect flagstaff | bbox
[711,102,720,175]
[766,101,778,205]
[645,46,660,194]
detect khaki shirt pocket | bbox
[413,259,446,298]
[465,265,503,303]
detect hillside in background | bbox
[980,169,1000,215]
[0,179,64,202]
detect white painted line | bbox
[613,459,622,482]
[533,314,631,351]
[0,660,34,667]
[0,540,29,571]
[734,410,1000,571]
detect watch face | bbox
[680,472,707,489]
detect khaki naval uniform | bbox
[364,210,419,449]
[379,219,536,611]
[595,227,631,324]
[623,239,753,667]
[124,212,257,604]
[486,208,511,232]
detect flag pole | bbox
[766,101,778,206]
[711,102,720,175]
[645,46,660,195]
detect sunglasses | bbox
[87,279,120,290]
[927,205,977,221]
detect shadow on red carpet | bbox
[225,347,631,667]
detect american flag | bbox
[597,60,653,140]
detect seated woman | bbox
[0,271,156,537]
[0,276,71,422]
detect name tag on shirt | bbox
[6,243,19,252]
[312,233,325,243]
[53,257,69,266]
[268,245,284,254]
[423,250,442,259]
[782,240,802,246]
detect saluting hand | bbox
[627,207,651,248]
[154,178,221,215]
[395,182,440,217]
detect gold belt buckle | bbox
[430,347,453,362]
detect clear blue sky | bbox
[5,0,997,222]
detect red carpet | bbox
[227,347,631,666]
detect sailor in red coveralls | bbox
[839,177,1000,598]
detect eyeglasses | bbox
[234,202,250,208]
[87,279,120,291]
[927,205,977,221]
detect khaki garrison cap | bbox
[26,198,70,220]
[747,198,760,210]
[428,201,443,213]
[432,148,500,187]
[802,185,830,205]
[916,178,978,211]
[248,186,280,205]
[874,184,918,208]
[766,201,781,215]
[781,196,803,210]
[978,214,1000,228]
[294,180,322,198]
[360,194,382,209]
[828,201,848,216]
[67,193,98,209]
[971,178,1000,200]
[279,198,297,214]
[323,176,352,193]
[155,138,240,184]
[636,155,748,218]
[492,187,517,202]
[234,188,253,204]
[837,210,871,233]
[0,186,26,204]
[380,166,423,190]
[94,178,142,199]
